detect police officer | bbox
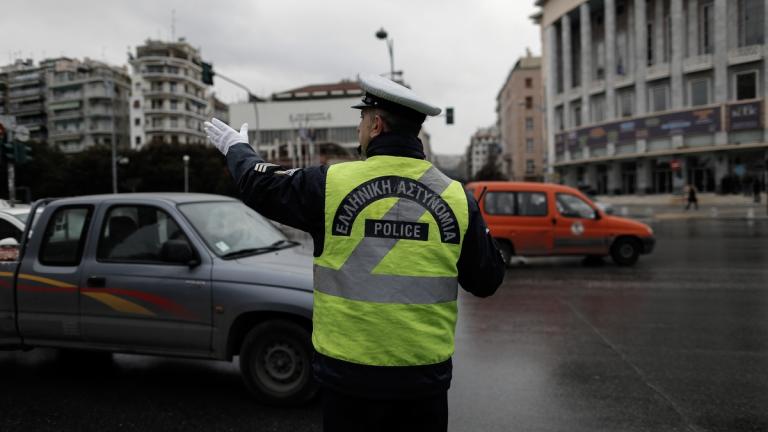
[205,74,505,432]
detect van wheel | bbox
[611,237,640,266]
[239,320,317,405]
[497,241,514,266]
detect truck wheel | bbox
[611,237,640,266]
[239,320,317,405]
[497,241,514,266]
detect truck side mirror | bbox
[161,239,200,267]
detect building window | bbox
[555,107,564,131]
[135,136,141,145]
[689,78,711,106]
[571,102,582,128]
[617,90,634,118]
[647,22,654,66]
[663,15,672,63]
[525,117,534,131]
[526,139,534,153]
[134,118,140,126]
[151,82,163,91]
[649,84,669,112]
[170,100,178,110]
[699,2,714,54]
[525,78,533,88]
[151,99,163,110]
[133,100,140,109]
[735,71,758,100]
[525,97,533,110]
[738,0,765,47]
[591,95,606,123]
[170,117,178,128]
[526,160,535,174]
[170,82,177,93]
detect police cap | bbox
[352,74,441,123]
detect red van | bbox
[466,181,655,266]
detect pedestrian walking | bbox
[685,183,699,210]
[205,74,505,432]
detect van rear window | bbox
[485,192,548,217]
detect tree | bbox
[473,151,506,182]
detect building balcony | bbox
[51,92,84,102]
[49,129,84,139]
[49,110,83,121]
[7,88,44,99]
[646,63,670,81]
[683,55,714,73]
[141,72,205,88]
[614,74,635,89]
[728,45,764,66]
[84,88,111,99]
[9,102,44,114]
[589,80,605,95]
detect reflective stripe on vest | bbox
[313,156,469,366]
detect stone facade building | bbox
[497,53,545,181]
[534,0,768,194]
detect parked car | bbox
[0,194,316,405]
[466,181,655,266]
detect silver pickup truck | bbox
[0,193,316,405]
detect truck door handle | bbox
[87,276,106,288]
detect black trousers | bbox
[322,389,448,432]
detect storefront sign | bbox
[727,101,763,131]
[555,106,723,154]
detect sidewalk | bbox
[597,193,768,221]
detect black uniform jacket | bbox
[226,132,505,398]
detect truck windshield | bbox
[178,201,288,257]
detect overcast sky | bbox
[2,0,541,155]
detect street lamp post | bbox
[375,27,396,81]
[183,155,190,193]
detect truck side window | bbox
[484,192,516,215]
[39,206,93,266]
[97,205,193,264]
[556,193,597,219]
[516,192,548,217]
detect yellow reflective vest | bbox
[313,155,469,366]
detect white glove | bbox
[204,118,248,155]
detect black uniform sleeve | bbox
[225,143,327,254]
[457,190,505,297]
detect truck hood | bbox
[211,245,315,293]
[602,215,654,235]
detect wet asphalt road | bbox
[1,219,767,432]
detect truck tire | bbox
[239,320,317,405]
[610,237,640,266]
[497,240,514,266]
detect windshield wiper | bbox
[221,240,300,259]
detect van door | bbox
[483,190,553,255]
[16,205,94,343]
[552,192,610,256]
[79,203,212,354]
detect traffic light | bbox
[15,142,32,165]
[201,62,215,85]
[445,107,454,125]
[1,128,14,164]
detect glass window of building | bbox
[526,139,534,153]
[617,90,634,118]
[526,160,535,174]
[699,2,714,54]
[525,117,534,131]
[591,95,606,123]
[649,84,669,112]
[738,0,765,47]
[170,100,178,110]
[646,22,654,65]
[735,71,758,100]
[525,78,533,88]
[525,97,533,109]
[571,102,582,128]
[689,78,711,106]
[169,82,177,93]
[554,107,564,131]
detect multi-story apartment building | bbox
[230,79,434,166]
[534,0,768,195]
[497,53,546,181]
[46,58,131,154]
[0,59,52,143]
[466,125,504,180]
[129,39,211,149]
